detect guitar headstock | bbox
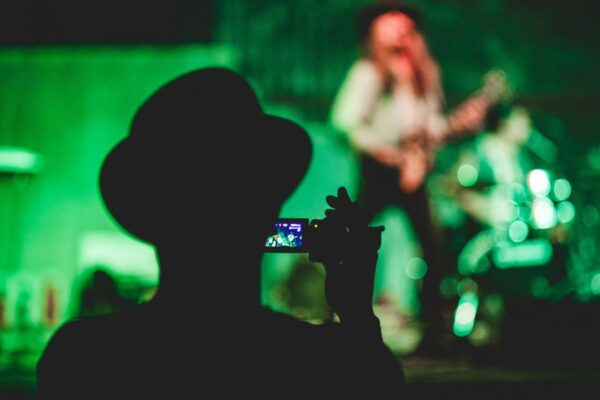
[481,68,512,104]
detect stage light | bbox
[493,239,553,268]
[457,164,478,187]
[453,292,479,337]
[405,257,427,280]
[508,220,529,243]
[552,178,571,201]
[0,146,44,175]
[527,169,551,197]
[556,201,575,224]
[532,197,557,229]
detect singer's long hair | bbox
[398,30,442,101]
[358,2,443,103]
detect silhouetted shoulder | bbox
[37,305,152,397]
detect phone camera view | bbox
[264,219,306,252]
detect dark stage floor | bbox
[403,353,600,398]
[4,352,600,399]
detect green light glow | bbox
[556,201,575,224]
[458,230,494,275]
[456,164,478,187]
[552,179,571,201]
[582,205,599,226]
[531,276,550,298]
[591,273,600,295]
[580,237,596,259]
[0,46,240,369]
[405,257,427,280]
[527,169,551,197]
[493,239,553,268]
[532,198,557,229]
[508,220,529,242]
[453,292,479,337]
[0,146,44,174]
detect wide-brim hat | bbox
[99,67,312,244]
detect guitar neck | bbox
[474,85,502,105]
[444,79,506,142]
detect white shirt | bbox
[330,59,448,154]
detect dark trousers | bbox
[358,156,447,336]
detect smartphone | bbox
[263,218,309,253]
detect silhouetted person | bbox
[37,68,404,399]
[75,267,133,318]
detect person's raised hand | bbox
[311,187,384,324]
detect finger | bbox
[336,187,353,208]
[328,189,351,210]
[326,195,339,208]
[337,186,350,201]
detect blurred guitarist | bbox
[330,1,507,355]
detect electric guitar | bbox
[396,68,511,193]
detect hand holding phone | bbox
[262,187,383,323]
[319,187,384,324]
